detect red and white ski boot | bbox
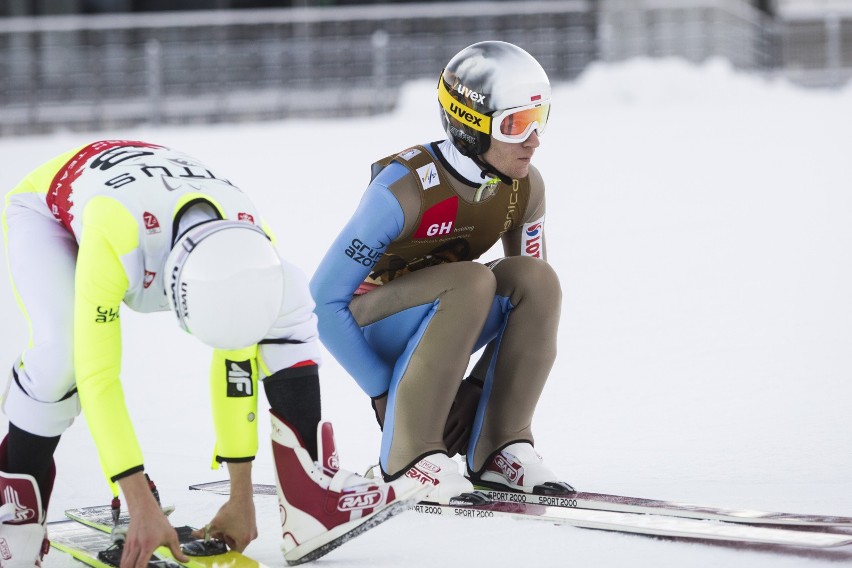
[271,413,428,565]
[0,471,49,567]
[471,442,575,495]
[405,453,489,506]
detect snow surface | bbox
[1,57,852,567]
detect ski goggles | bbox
[491,102,550,143]
[438,79,549,143]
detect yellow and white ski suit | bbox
[2,140,320,483]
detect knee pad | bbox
[1,367,79,438]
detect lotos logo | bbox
[494,455,522,483]
[143,212,160,234]
[525,223,542,238]
[414,197,458,239]
[337,490,382,511]
[237,212,255,223]
[454,83,486,104]
[143,270,156,289]
[522,218,544,258]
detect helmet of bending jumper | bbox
[165,220,284,350]
[438,40,552,157]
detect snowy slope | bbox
[1,57,852,567]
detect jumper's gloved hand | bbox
[443,377,484,456]
[371,393,388,430]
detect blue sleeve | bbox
[310,166,407,397]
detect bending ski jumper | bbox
[0,141,421,568]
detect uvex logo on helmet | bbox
[337,490,382,511]
[179,282,189,317]
[449,103,482,128]
[454,84,486,104]
[169,264,189,318]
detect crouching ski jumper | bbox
[0,140,424,568]
[310,42,575,507]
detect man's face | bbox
[481,130,541,180]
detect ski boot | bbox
[271,413,428,565]
[404,453,489,506]
[469,442,575,495]
[0,471,50,567]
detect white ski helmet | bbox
[165,220,284,350]
[438,41,551,156]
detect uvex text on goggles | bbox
[438,80,550,143]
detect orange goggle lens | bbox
[496,104,550,139]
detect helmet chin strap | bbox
[448,136,513,185]
[472,153,513,186]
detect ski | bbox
[188,479,852,529]
[189,480,277,497]
[62,505,269,568]
[48,520,181,568]
[474,488,852,528]
[409,501,852,549]
[65,504,176,529]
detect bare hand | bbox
[190,462,257,552]
[191,495,257,552]
[120,502,188,568]
[117,472,188,568]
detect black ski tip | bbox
[533,481,577,496]
[448,491,491,507]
